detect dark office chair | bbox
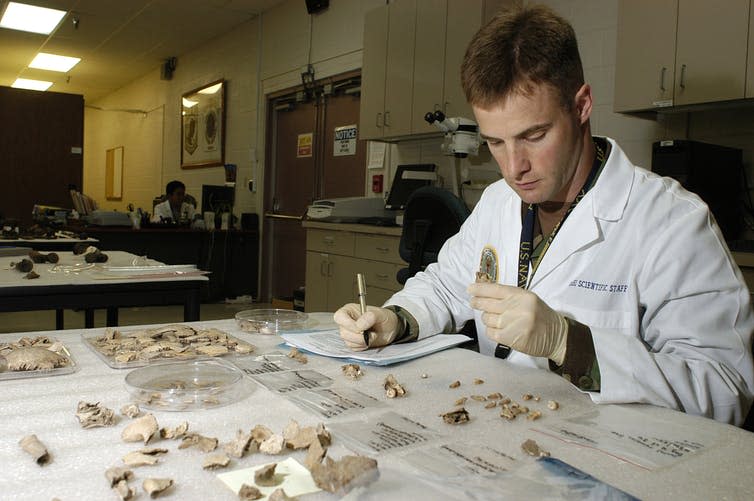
[396,186,477,349]
[397,186,470,284]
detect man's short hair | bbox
[166,180,185,196]
[461,4,584,110]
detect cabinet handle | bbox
[434,103,441,112]
[679,64,686,90]
[376,112,382,128]
[384,111,391,127]
[375,246,389,252]
[375,273,389,279]
[320,260,327,277]
[659,66,666,91]
[444,101,450,113]
[322,236,334,245]
[327,261,333,277]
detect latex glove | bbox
[468,283,568,365]
[333,304,400,351]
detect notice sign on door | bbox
[333,124,357,157]
[297,132,313,158]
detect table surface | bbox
[1,319,752,501]
[0,251,208,288]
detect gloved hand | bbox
[333,304,400,351]
[468,283,568,365]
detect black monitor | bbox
[201,184,234,214]
[385,164,436,210]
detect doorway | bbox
[261,72,366,304]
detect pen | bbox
[357,273,369,347]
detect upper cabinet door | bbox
[359,5,388,140]
[614,0,678,112]
[383,0,417,138]
[411,0,447,135]
[674,0,749,106]
[444,0,484,120]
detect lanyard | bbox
[517,140,606,289]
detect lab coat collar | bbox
[528,136,633,288]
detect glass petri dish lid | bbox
[124,358,247,411]
[235,309,308,334]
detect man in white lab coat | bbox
[334,5,754,425]
[151,180,195,224]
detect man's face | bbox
[168,187,185,207]
[473,82,591,205]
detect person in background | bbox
[151,180,195,224]
[333,4,754,426]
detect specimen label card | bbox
[286,387,384,419]
[328,412,443,454]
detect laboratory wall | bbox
[85,0,754,235]
[83,0,383,219]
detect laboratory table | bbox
[0,237,98,251]
[1,318,753,500]
[0,251,207,329]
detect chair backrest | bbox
[397,186,470,284]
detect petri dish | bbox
[124,358,248,411]
[235,309,308,334]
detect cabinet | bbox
[614,0,750,112]
[304,222,404,312]
[360,0,508,140]
[359,0,416,139]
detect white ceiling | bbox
[0,0,286,102]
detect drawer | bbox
[369,286,399,307]
[355,234,403,264]
[307,229,355,255]
[362,260,403,292]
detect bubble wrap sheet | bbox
[0,319,753,500]
[0,251,208,287]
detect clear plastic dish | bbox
[235,309,308,334]
[82,324,256,369]
[0,338,77,380]
[124,358,247,411]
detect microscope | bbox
[424,110,481,195]
[424,110,480,158]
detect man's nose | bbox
[505,144,530,178]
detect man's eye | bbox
[486,139,502,146]
[527,131,546,141]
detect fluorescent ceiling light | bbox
[182,98,198,108]
[198,83,222,95]
[0,2,66,35]
[12,78,53,91]
[29,53,81,72]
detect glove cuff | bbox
[549,314,569,365]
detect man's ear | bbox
[573,84,593,125]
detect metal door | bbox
[262,75,365,303]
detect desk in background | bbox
[80,227,258,301]
[0,319,753,500]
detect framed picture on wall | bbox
[181,79,226,169]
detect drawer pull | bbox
[375,273,389,279]
[322,236,335,244]
[375,246,389,252]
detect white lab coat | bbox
[387,137,754,425]
[151,200,195,223]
